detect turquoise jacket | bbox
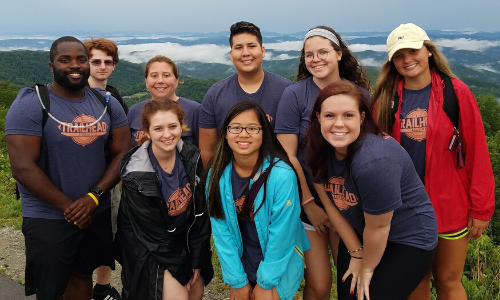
[208,158,310,300]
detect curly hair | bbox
[296,26,371,92]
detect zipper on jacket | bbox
[185,151,202,253]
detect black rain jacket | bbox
[115,138,213,300]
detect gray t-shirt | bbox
[199,70,292,131]
[128,97,200,147]
[322,133,438,251]
[5,86,128,219]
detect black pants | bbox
[337,236,435,300]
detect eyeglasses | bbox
[89,59,114,67]
[227,125,262,134]
[304,49,334,62]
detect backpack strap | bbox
[390,92,400,131]
[88,87,111,118]
[33,84,51,174]
[245,161,277,219]
[390,73,459,131]
[439,72,459,129]
[34,84,51,128]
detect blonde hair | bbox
[371,40,457,133]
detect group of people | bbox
[5,20,495,300]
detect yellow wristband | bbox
[87,192,99,206]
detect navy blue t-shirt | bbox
[275,77,370,206]
[199,70,292,131]
[5,86,128,219]
[321,133,438,250]
[148,145,192,235]
[231,165,264,283]
[400,84,430,182]
[127,97,200,147]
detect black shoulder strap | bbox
[34,84,51,129]
[390,73,459,131]
[390,92,400,131]
[439,73,459,129]
[88,88,111,117]
[245,161,277,218]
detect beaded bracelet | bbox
[347,246,363,254]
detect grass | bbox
[0,150,22,230]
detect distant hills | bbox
[0,29,499,101]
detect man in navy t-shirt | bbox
[84,37,127,300]
[5,36,131,300]
[198,21,292,167]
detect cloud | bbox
[466,64,499,73]
[348,44,386,52]
[265,41,303,51]
[264,52,298,60]
[359,58,384,67]
[434,38,500,51]
[118,42,232,64]
[0,46,49,51]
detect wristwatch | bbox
[88,185,104,197]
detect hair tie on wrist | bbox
[350,255,362,259]
[348,246,363,254]
[301,197,314,207]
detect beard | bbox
[53,68,90,91]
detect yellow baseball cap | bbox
[387,23,430,61]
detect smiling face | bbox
[50,41,90,91]
[225,109,263,161]
[304,36,342,84]
[89,49,116,82]
[145,62,179,100]
[146,110,182,156]
[392,46,432,83]
[230,33,265,75]
[317,94,364,160]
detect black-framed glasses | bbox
[89,59,114,67]
[227,125,262,134]
[304,49,334,62]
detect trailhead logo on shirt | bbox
[167,182,192,216]
[324,177,358,211]
[235,195,246,214]
[58,114,107,147]
[401,108,428,142]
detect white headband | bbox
[304,28,340,47]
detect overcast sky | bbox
[2,0,499,35]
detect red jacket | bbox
[387,71,494,232]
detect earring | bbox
[428,53,432,57]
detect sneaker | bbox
[92,284,122,300]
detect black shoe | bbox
[92,284,122,300]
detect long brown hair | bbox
[296,26,371,92]
[305,81,380,181]
[371,40,457,133]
